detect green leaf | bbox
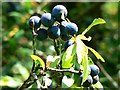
[81,55,90,85]
[9,12,22,17]
[62,44,76,68]
[0,76,21,88]
[77,35,92,41]
[30,55,45,70]
[82,18,106,35]
[76,36,88,64]
[92,81,103,89]
[88,57,94,65]
[46,55,60,68]
[62,75,74,88]
[87,47,105,62]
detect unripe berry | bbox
[79,74,93,87]
[36,28,48,41]
[28,16,41,29]
[65,23,78,36]
[52,5,67,21]
[89,65,100,76]
[47,26,60,39]
[41,13,55,27]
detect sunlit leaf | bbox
[0,76,20,88]
[88,57,94,65]
[62,44,76,68]
[76,36,88,64]
[8,26,19,37]
[46,55,60,68]
[88,47,105,62]
[81,55,90,85]
[11,63,29,80]
[62,75,74,88]
[30,55,45,70]
[93,81,103,89]
[82,18,106,35]
[77,35,92,41]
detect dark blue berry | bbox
[41,13,55,27]
[92,75,99,84]
[36,28,48,41]
[47,26,60,39]
[52,5,67,21]
[64,40,74,50]
[65,23,78,36]
[59,21,69,35]
[89,65,100,76]
[79,74,93,87]
[29,16,41,29]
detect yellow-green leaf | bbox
[81,55,90,85]
[76,36,88,64]
[30,55,45,70]
[87,47,105,62]
[62,44,76,68]
[92,81,103,89]
[77,35,92,41]
[82,18,106,35]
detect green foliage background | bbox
[1,1,119,89]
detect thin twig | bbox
[18,26,37,90]
[96,61,118,88]
[53,39,60,55]
[47,67,80,74]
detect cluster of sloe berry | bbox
[79,64,100,87]
[28,5,78,46]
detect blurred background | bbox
[1,1,119,89]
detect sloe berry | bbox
[79,74,93,87]
[89,65,100,76]
[65,23,78,36]
[29,16,41,29]
[36,28,48,41]
[41,13,55,27]
[52,5,67,21]
[64,40,74,50]
[92,75,99,84]
[47,26,60,39]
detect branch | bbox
[96,61,118,88]
[47,67,80,74]
[18,26,37,90]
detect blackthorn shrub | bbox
[25,4,105,90]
